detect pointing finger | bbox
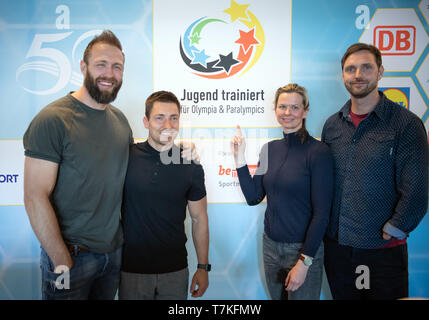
[237,125,242,137]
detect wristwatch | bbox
[299,254,313,267]
[197,264,211,272]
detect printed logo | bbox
[0,174,19,183]
[379,87,410,109]
[179,0,265,79]
[374,25,416,55]
[218,164,257,177]
[219,165,238,177]
[14,5,102,95]
[16,30,101,95]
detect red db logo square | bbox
[374,26,416,55]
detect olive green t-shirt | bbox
[23,93,133,253]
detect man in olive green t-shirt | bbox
[23,30,132,300]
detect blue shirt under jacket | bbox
[236,132,334,257]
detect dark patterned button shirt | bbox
[322,92,428,249]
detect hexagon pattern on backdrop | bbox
[360,8,429,72]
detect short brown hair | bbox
[341,43,382,70]
[83,30,124,64]
[145,91,181,119]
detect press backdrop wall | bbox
[0,0,428,299]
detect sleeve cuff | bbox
[383,222,407,240]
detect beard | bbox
[345,78,378,99]
[84,70,122,104]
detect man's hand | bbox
[382,232,392,240]
[178,141,200,162]
[190,269,209,298]
[230,125,246,168]
[285,260,309,292]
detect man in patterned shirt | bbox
[322,43,428,300]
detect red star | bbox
[235,28,259,53]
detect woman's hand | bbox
[230,125,246,168]
[285,259,309,292]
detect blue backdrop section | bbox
[0,206,40,299]
[186,203,267,300]
[290,0,429,299]
[292,0,428,136]
[0,0,428,300]
[0,0,153,139]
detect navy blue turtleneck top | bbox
[236,132,334,257]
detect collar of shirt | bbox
[339,91,388,122]
[137,140,177,157]
[138,141,160,154]
[282,131,303,146]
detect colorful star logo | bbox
[179,0,265,79]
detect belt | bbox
[67,244,89,256]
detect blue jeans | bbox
[263,233,324,300]
[40,246,122,300]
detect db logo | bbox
[374,25,416,55]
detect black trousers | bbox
[324,238,408,300]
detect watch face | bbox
[300,255,312,266]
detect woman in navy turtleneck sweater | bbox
[232,84,334,300]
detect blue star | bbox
[191,49,211,68]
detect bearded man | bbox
[322,43,428,300]
[23,30,133,300]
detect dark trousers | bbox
[324,238,408,300]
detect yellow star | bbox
[223,0,249,22]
